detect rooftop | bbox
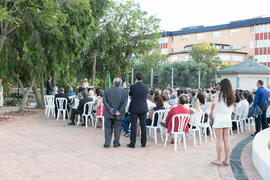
[217,58,270,74]
[161,16,270,37]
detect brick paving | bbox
[0,109,260,180]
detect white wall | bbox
[220,73,270,90]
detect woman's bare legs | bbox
[223,128,231,164]
[214,128,224,163]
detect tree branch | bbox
[11,71,25,95]
[5,16,39,35]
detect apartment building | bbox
[159,16,270,66]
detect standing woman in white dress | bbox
[209,79,235,166]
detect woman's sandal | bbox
[211,160,223,166]
[223,161,230,166]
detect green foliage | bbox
[189,41,222,69]
[82,0,161,87]
[159,61,216,89]
[158,41,221,89]
[220,61,234,70]
[134,50,167,84]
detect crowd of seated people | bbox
[49,79,270,144]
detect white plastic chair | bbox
[77,102,94,128]
[247,116,256,132]
[44,95,55,118]
[164,114,190,151]
[94,103,105,130]
[146,110,166,144]
[189,111,202,147]
[199,111,213,142]
[231,105,244,135]
[56,98,69,120]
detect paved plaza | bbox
[0,109,261,180]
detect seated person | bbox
[147,95,156,111]
[66,87,76,97]
[68,93,83,125]
[189,97,202,128]
[203,93,212,113]
[89,90,97,112]
[146,95,165,126]
[162,95,193,135]
[55,88,70,119]
[96,91,105,128]
[162,94,170,108]
[69,90,92,126]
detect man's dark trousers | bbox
[255,104,269,133]
[104,118,122,146]
[130,113,147,146]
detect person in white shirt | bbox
[239,92,249,118]
[189,97,202,127]
[203,93,212,114]
[83,79,89,89]
[147,97,156,111]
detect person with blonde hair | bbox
[189,97,202,128]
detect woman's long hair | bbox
[154,95,164,107]
[219,79,235,107]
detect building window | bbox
[171,56,177,62]
[250,27,255,34]
[161,49,168,55]
[171,37,174,42]
[218,55,230,61]
[171,48,174,53]
[212,32,221,38]
[232,56,244,61]
[249,41,254,49]
[183,35,190,41]
[196,34,204,40]
[229,29,240,36]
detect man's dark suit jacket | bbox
[77,97,93,115]
[129,82,149,114]
[103,86,128,120]
[46,80,53,95]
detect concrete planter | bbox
[252,128,270,180]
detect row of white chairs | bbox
[146,108,214,151]
[44,95,105,130]
[231,104,255,135]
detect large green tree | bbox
[189,41,222,68]
[83,0,161,88]
[0,0,60,56]
[134,50,166,85]
[159,61,216,89]
[0,0,101,112]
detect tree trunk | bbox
[91,53,97,86]
[0,34,7,56]
[32,82,45,109]
[41,76,45,105]
[18,88,32,113]
[11,71,36,113]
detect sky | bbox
[132,0,270,31]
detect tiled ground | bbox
[0,109,261,180]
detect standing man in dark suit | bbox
[103,78,128,148]
[46,77,53,95]
[127,72,149,148]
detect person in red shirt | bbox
[162,94,193,134]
